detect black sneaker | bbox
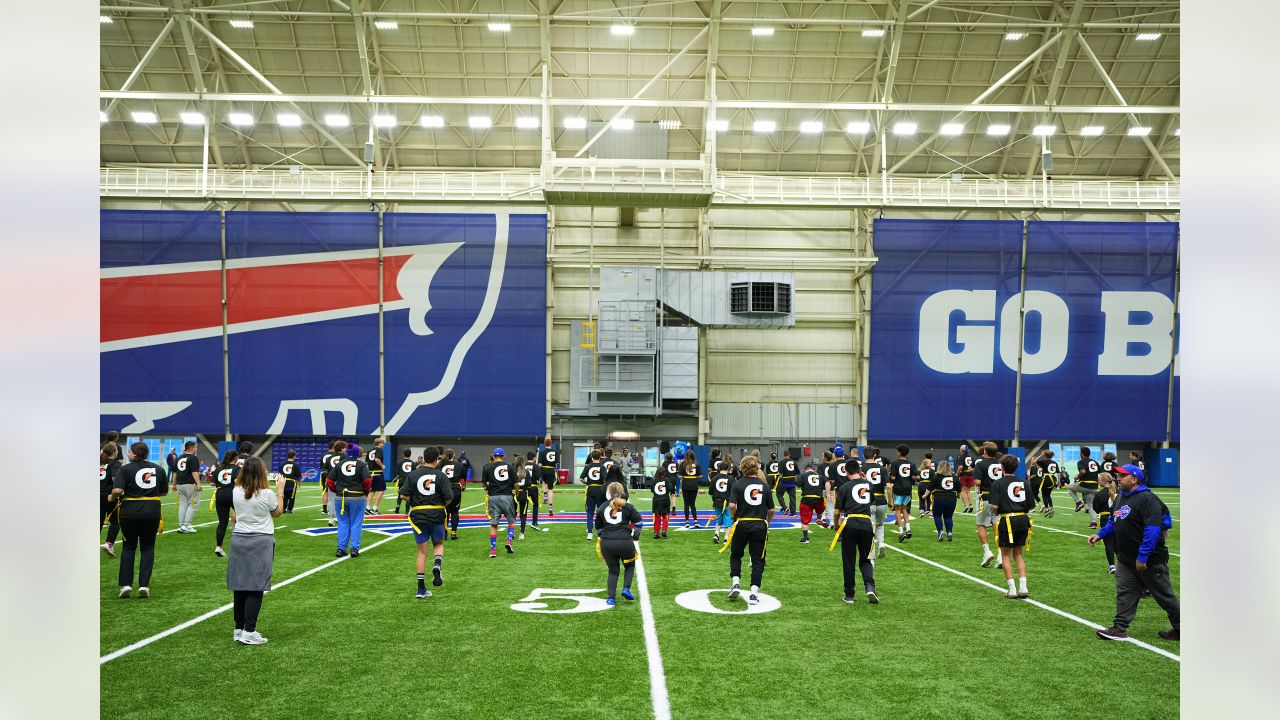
[1157,628,1180,642]
[661,531,668,539]
[898,533,907,543]
[450,533,458,540]
[416,587,431,599]
[1075,501,1085,512]
[506,543,515,554]
[946,533,953,542]
[350,548,360,558]
[432,565,443,586]
[866,589,880,604]
[335,549,347,558]
[800,537,810,544]
[1096,626,1128,640]
[843,594,856,604]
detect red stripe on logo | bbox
[100,271,223,342]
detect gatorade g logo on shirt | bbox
[1088,461,1099,473]
[136,468,157,490]
[785,460,796,474]
[835,461,848,476]
[416,477,436,496]
[1114,505,1132,521]
[282,463,294,475]
[867,467,882,485]
[604,507,624,525]
[1007,481,1026,503]
[805,475,821,490]
[217,469,234,485]
[328,456,340,469]
[546,451,557,464]
[1048,462,1059,474]
[587,466,601,483]
[666,463,678,476]
[495,465,510,483]
[441,464,453,479]
[236,457,245,467]
[745,484,765,506]
[987,465,1003,481]
[99,466,108,482]
[898,463,911,477]
[715,477,730,493]
[940,477,955,491]
[853,483,872,504]
[654,480,667,495]
[920,468,932,481]
[177,457,189,472]
[341,460,358,477]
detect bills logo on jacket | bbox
[100,210,546,436]
[1113,505,1132,521]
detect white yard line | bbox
[100,533,401,664]
[1030,519,1180,558]
[633,542,671,720]
[885,544,1180,662]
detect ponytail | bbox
[607,481,626,510]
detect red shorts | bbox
[960,476,975,489]
[799,501,826,525]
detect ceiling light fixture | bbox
[1127,126,1152,136]
[1079,126,1104,137]
[611,117,635,130]
[846,120,871,134]
[324,113,350,127]
[468,116,493,129]
[1004,32,1027,41]
[611,24,636,36]
[100,16,113,24]
[862,28,886,38]
[564,117,587,129]
[799,120,824,134]
[751,27,774,37]
[1031,124,1056,136]
[1135,32,1162,41]
[419,115,445,128]
[373,20,399,31]
[659,119,681,130]
[515,116,539,129]
[372,114,397,128]
[986,124,1011,136]
[229,19,254,29]
[228,112,254,126]
[488,22,512,32]
[940,122,965,135]
[752,119,777,133]
[100,111,108,123]
[180,112,206,125]
[892,121,917,135]
[276,112,302,127]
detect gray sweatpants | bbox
[1114,561,1180,631]
[177,484,200,526]
[1066,485,1099,522]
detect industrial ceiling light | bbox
[229,19,254,29]
[1079,126,1104,136]
[751,27,774,36]
[468,116,493,129]
[100,16,113,24]
[707,118,729,132]
[324,113,350,128]
[799,120,824,134]
[752,119,777,133]
[1126,126,1152,136]
[130,111,158,124]
[609,430,639,441]
[659,119,682,130]
[563,117,587,129]
[1004,32,1027,40]
[892,121,917,135]
[1031,124,1056,136]
[986,124,1011,136]
[373,20,399,31]
[611,117,635,130]
[276,112,302,127]
[861,28,886,38]
[1174,128,1180,137]
[228,112,254,126]
[515,116,540,129]
[845,120,871,134]
[420,115,445,128]
[940,122,965,135]
[372,114,397,128]
[180,112,206,125]
[100,111,108,123]
[488,22,512,32]
[611,24,636,36]
[1135,32,1162,41]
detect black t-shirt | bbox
[932,473,958,499]
[482,461,517,496]
[401,466,453,526]
[1108,488,1170,566]
[780,458,799,480]
[1037,458,1060,484]
[824,459,852,489]
[367,447,384,475]
[595,501,643,540]
[602,458,626,486]
[990,475,1034,514]
[99,459,123,494]
[799,469,824,500]
[709,473,732,502]
[517,463,538,496]
[729,476,774,521]
[441,461,465,489]
[974,458,1002,502]
[212,464,239,496]
[651,473,671,499]
[889,459,916,496]
[1092,489,1114,524]
[537,446,558,468]
[1077,458,1100,487]
[395,457,415,483]
[328,457,371,494]
[280,458,302,482]
[580,461,606,499]
[174,453,201,485]
[323,452,342,484]
[958,454,975,476]
[680,462,701,484]
[766,461,781,477]
[918,466,934,487]
[835,479,874,531]
[113,460,169,519]
[864,460,887,505]
[1099,458,1117,479]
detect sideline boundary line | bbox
[1030,520,1181,558]
[633,543,671,720]
[100,534,401,664]
[885,544,1180,662]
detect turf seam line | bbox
[632,542,671,720]
[99,533,401,664]
[884,544,1181,663]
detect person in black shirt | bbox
[366,438,386,515]
[765,453,781,495]
[930,461,959,542]
[210,450,239,558]
[393,449,414,515]
[482,448,518,557]
[99,444,123,557]
[1067,446,1102,526]
[111,441,169,598]
[724,456,773,606]
[279,449,301,514]
[777,451,799,516]
[1128,451,1146,477]
[440,449,465,539]
[708,461,734,544]
[596,481,644,606]
[170,441,203,533]
[832,462,878,604]
[957,445,976,512]
[400,446,453,598]
[516,452,545,538]
[320,440,340,527]
[990,454,1034,598]
[973,442,1002,569]
[679,455,701,529]
[1035,450,1059,517]
[863,447,890,558]
[326,440,372,558]
[651,453,674,539]
[1093,472,1118,574]
[890,445,917,542]
[1091,464,1180,642]
[916,452,934,518]
[537,437,558,517]
[580,448,607,541]
[797,463,828,544]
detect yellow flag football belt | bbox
[999,512,1033,551]
[828,514,871,552]
[122,497,164,535]
[407,505,446,534]
[718,518,767,554]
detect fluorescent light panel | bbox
[488,22,512,32]
[659,119,681,130]
[707,119,729,132]
[611,118,635,130]
[799,120,824,134]
[611,24,635,36]
[131,111,157,124]
[752,119,777,133]
[468,116,492,129]
[862,28,886,38]
[515,116,539,129]
[986,124,1011,136]
[276,112,302,127]
[1079,126,1104,137]
[751,27,774,36]
[1135,32,1162,41]
[1127,126,1152,136]
[324,113,350,127]
[1032,124,1056,136]
[372,114,396,128]
[1174,128,1180,137]
[100,16,113,24]
[229,19,254,29]
[563,117,587,129]
[845,120,871,134]
[419,115,445,128]
[180,111,205,125]
[373,20,398,30]
[228,112,254,126]
[940,123,965,135]
[100,111,108,123]
[892,121,917,135]
[1004,32,1027,40]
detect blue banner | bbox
[868,219,1024,439]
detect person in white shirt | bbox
[227,456,284,645]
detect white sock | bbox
[982,543,990,554]
[905,522,911,532]
[1018,576,1028,592]
[750,585,759,594]
[731,576,740,586]
[1007,578,1016,591]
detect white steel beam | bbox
[1075,34,1175,179]
[102,17,175,118]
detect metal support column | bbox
[1011,214,1030,447]
[377,208,386,437]
[219,208,230,440]
[1164,228,1180,447]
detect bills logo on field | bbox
[1114,505,1132,521]
[100,210,546,436]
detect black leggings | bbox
[839,524,875,594]
[778,485,797,513]
[932,494,957,533]
[215,491,233,547]
[518,491,540,532]
[1103,533,1117,566]
[447,489,463,532]
[118,516,160,587]
[232,590,264,632]
[100,494,120,543]
[729,522,768,588]
[681,481,699,524]
[917,484,931,513]
[283,481,297,513]
[1041,482,1054,508]
[601,538,636,599]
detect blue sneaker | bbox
[606,597,617,606]
[621,588,635,601]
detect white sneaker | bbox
[238,631,268,645]
[118,586,131,598]
[187,525,197,533]
[138,587,150,598]
[1108,565,1117,575]
[101,542,116,557]
[1005,587,1019,599]
[234,629,243,642]
[981,551,994,568]
[587,532,593,540]
[747,593,760,606]
[519,533,525,541]
[727,583,741,600]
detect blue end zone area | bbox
[293,512,813,537]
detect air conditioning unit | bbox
[730,281,792,315]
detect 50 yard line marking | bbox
[632,542,671,720]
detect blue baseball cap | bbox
[834,442,845,458]
[493,447,505,457]
[1114,464,1145,482]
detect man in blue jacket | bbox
[1089,464,1179,642]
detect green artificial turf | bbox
[101,485,1181,719]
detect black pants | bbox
[118,516,160,587]
[1041,482,1054,508]
[586,494,602,533]
[1103,534,1117,566]
[779,485,797,513]
[283,481,297,512]
[917,483,931,513]
[839,523,875,595]
[728,521,768,588]
[232,590,264,632]
[1114,561,1179,631]
[601,538,636,599]
[518,490,540,532]
[932,494,957,533]
[447,488,462,531]
[215,491,233,547]
[681,481,699,525]
[100,494,120,543]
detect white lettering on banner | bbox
[917,290,1175,376]
[997,291,1070,375]
[266,398,358,435]
[1098,292,1176,376]
[919,290,995,373]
